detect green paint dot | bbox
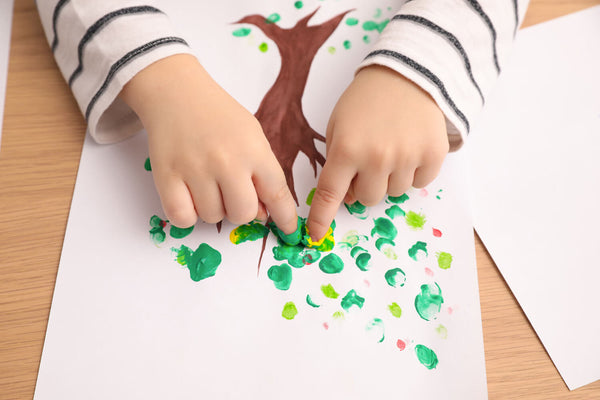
[332,311,345,320]
[345,201,368,219]
[405,211,427,230]
[341,289,365,311]
[319,253,344,274]
[266,13,281,24]
[385,268,406,288]
[306,294,320,308]
[172,243,222,282]
[230,222,269,244]
[346,18,359,26]
[350,245,367,259]
[232,27,251,37]
[327,46,336,55]
[259,42,269,52]
[373,8,382,18]
[415,344,439,369]
[362,35,370,44]
[306,187,316,205]
[366,318,385,343]
[408,241,428,261]
[375,237,395,251]
[282,301,298,320]
[388,302,402,318]
[273,243,320,269]
[361,19,389,33]
[294,1,303,9]
[415,283,444,321]
[150,227,166,245]
[169,225,194,239]
[144,157,152,171]
[385,205,405,219]
[268,264,293,290]
[371,217,397,240]
[355,252,371,271]
[343,40,352,50]
[321,283,340,299]
[437,252,453,270]
[387,193,409,204]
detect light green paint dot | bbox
[343,40,352,50]
[362,35,370,44]
[294,1,303,9]
[383,247,398,260]
[144,157,152,171]
[306,187,316,205]
[387,193,409,204]
[385,205,405,219]
[414,283,444,321]
[306,294,320,308]
[346,17,359,26]
[333,311,345,320]
[266,13,281,24]
[321,283,340,299]
[366,318,385,343]
[319,253,344,274]
[385,268,406,288]
[282,302,298,320]
[267,264,293,290]
[436,324,448,339]
[232,27,251,37]
[327,46,336,55]
[388,302,402,318]
[338,230,368,248]
[259,42,269,52]
[408,241,428,261]
[415,344,439,369]
[170,225,194,239]
[172,243,222,282]
[341,289,365,311]
[437,252,453,270]
[406,211,427,230]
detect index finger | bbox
[307,155,356,241]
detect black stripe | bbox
[68,6,163,87]
[393,14,484,105]
[365,49,470,132]
[50,0,70,52]
[85,37,188,120]
[512,0,519,36]
[465,0,500,73]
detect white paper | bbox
[0,0,14,152]
[34,1,487,399]
[470,6,600,390]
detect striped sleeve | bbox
[358,0,530,150]
[36,0,193,144]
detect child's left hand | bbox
[307,65,449,240]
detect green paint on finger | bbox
[232,27,251,37]
[266,13,281,24]
[371,217,397,240]
[385,205,405,219]
[385,268,406,288]
[144,157,152,171]
[306,187,316,205]
[345,201,368,219]
[415,283,444,321]
[387,193,409,204]
[415,344,439,369]
[319,253,344,274]
[172,243,222,282]
[268,264,293,290]
[282,302,298,320]
[366,318,385,343]
[341,289,365,311]
[408,241,428,260]
[271,216,302,246]
[306,294,320,308]
[346,17,359,26]
[230,222,269,244]
[321,283,340,299]
[406,211,427,230]
[437,252,453,270]
[170,225,194,239]
[388,302,402,318]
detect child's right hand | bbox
[120,54,298,233]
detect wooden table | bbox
[1,1,599,399]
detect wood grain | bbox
[1,0,599,399]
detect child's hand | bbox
[307,65,449,240]
[120,54,298,233]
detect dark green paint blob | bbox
[341,289,365,311]
[415,344,439,369]
[271,216,302,246]
[266,13,281,24]
[306,294,320,308]
[273,243,320,269]
[150,215,165,228]
[408,241,428,261]
[388,302,402,318]
[282,302,298,320]
[268,264,293,290]
[321,283,339,299]
[415,283,444,321]
[346,17,359,26]
[375,237,395,251]
[343,40,351,50]
[149,215,167,245]
[366,318,385,343]
[345,201,368,219]
[230,222,269,244]
[385,205,405,219]
[259,42,269,52]
[437,252,453,270]
[232,27,251,37]
[319,253,344,274]
[169,225,194,239]
[350,246,367,259]
[362,19,389,33]
[385,268,406,288]
[172,243,222,282]
[306,187,316,206]
[387,193,409,204]
[405,211,427,230]
[144,157,152,171]
[294,1,303,9]
[355,252,371,271]
[371,217,397,240]
[362,35,370,44]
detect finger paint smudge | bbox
[385,268,406,288]
[149,215,167,245]
[306,294,320,308]
[408,241,428,261]
[282,301,298,320]
[366,318,385,343]
[415,283,444,321]
[386,193,409,204]
[415,344,439,369]
[341,289,365,311]
[371,217,398,240]
[437,252,453,270]
[267,264,293,290]
[345,201,369,219]
[385,205,405,219]
[319,253,344,274]
[172,243,222,282]
[170,225,194,239]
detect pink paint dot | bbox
[432,228,442,237]
[364,279,371,287]
[425,267,434,277]
[420,188,429,197]
[396,339,406,351]
[323,322,329,330]
[447,307,454,315]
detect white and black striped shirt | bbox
[37,0,529,148]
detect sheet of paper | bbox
[0,0,14,151]
[34,1,487,398]
[469,6,600,390]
